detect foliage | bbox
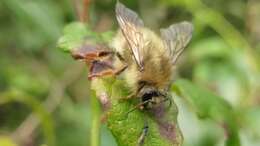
[92,78,182,146]
[173,79,239,146]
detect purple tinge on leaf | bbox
[98,92,111,111]
[149,103,180,144]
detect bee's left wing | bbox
[116,2,145,71]
[160,22,193,64]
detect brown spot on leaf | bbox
[149,103,178,144]
[98,92,111,123]
[97,92,111,111]
[150,103,166,119]
[158,121,176,143]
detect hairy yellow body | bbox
[111,28,173,94]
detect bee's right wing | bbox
[160,22,193,64]
[116,2,145,71]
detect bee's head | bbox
[138,85,166,109]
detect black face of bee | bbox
[141,91,159,102]
[137,81,167,109]
[140,90,162,109]
[142,91,158,109]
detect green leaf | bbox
[55,98,91,146]
[241,107,260,139]
[189,37,232,61]
[91,78,183,146]
[172,79,240,146]
[57,22,94,52]
[57,22,115,52]
[192,60,249,106]
[2,0,62,51]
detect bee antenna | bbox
[125,100,150,117]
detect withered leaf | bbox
[72,44,113,61]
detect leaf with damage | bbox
[91,78,183,146]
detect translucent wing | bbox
[160,21,193,64]
[116,2,145,71]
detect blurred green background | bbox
[0,0,260,146]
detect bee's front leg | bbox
[164,94,173,110]
[114,63,128,75]
[120,80,146,100]
[124,92,136,99]
[114,52,128,75]
[137,118,149,146]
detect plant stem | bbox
[90,90,101,146]
[82,0,91,23]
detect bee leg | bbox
[114,63,128,75]
[122,80,146,100]
[127,82,146,99]
[124,100,151,118]
[164,95,172,109]
[117,92,134,102]
[116,52,125,61]
[137,119,149,146]
[114,52,128,75]
[160,93,172,109]
[125,92,135,99]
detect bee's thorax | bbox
[111,28,174,97]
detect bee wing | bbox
[160,21,193,64]
[116,2,145,71]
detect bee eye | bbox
[138,81,147,86]
[142,91,159,102]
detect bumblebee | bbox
[111,2,193,110]
[73,1,193,145]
